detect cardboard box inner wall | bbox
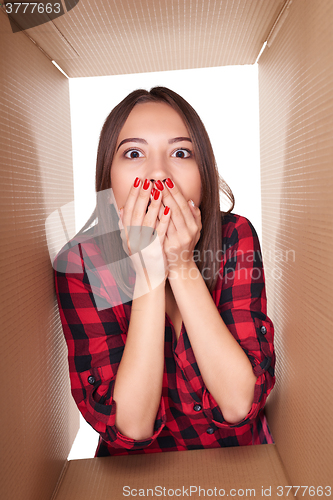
[0,8,79,500]
[1,1,332,499]
[259,0,333,485]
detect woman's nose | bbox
[146,155,169,185]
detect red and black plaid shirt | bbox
[54,212,275,457]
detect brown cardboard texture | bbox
[1,1,332,499]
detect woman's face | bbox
[111,102,202,211]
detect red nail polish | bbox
[165,178,174,189]
[154,189,160,200]
[155,180,164,191]
[143,179,150,190]
[134,177,140,188]
[151,188,155,197]
[164,206,170,215]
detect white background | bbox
[67,64,261,459]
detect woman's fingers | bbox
[120,178,172,255]
[154,204,171,245]
[187,199,202,244]
[145,186,172,245]
[139,186,163,250]
[142,186,162,229]
[156,199,166,223]
[121,178,152,254]
[127,178,152,227]
[119,175,201,258]
[161,178,201,235]
[159,178,202,272]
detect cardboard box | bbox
[1,1,332,499]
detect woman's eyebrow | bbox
[116,138,148,151]
[168,137,192,144]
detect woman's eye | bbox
[172,148,192,158]
[124,149,144,159]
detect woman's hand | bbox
[118,177,171,289]
[159,178,202,279]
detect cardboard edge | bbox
[268,444,293,485]
[51,460,70,500]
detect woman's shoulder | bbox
[221,212,258,242]
[53,225,102,275]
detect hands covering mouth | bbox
[118,176,202,283]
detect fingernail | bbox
[154,189,160,200]
[134,177,140,188]
[143,179,150,190]
[165,178,174,189]
[164,206,170,215]
[189,199,195,208]
[155,180,164,191]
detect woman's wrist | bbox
[130,246,167,298]
[133,269,166,300]
[167,258,200,283]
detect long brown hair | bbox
[81,87,234,295]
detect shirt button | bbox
[260,326,267,335]
[193,404,202,412]
[206,427,215,434]
[88,375,95,385]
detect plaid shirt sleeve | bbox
[54,239,167,451]
[203,213,275,429]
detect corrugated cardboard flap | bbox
[54,444,289,500]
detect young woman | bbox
[54,87,275,457]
